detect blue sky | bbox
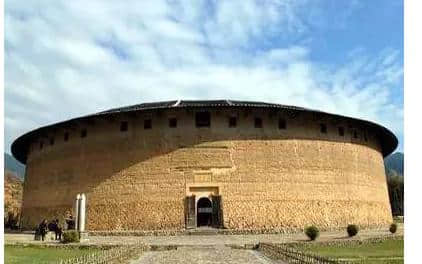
[5,0,403,154]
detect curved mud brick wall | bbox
[14,103,395,231]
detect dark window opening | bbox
[169,118,177,128]
[338,127,344,136]
[81,129,87,138]
[229,117,237,128]
[353,131,358,139]
[279,118,286,129]
[364,132,368,141]
[39,141,43,149]
[64,132,69,142]
[320,124,327,134]
[196,112,211,127]
[144,119,152,129]
[50,138,55,145]
[254,117,263,128]
[120,121,128,132]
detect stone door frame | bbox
[185,183,222,229]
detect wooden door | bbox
[211,195,223,228]
[185,195,196,229]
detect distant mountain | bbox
[4,153,26,180]
[384,152,404,177]
[385,152,404,174]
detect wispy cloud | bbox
[4,0,403,153]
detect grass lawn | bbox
[300,239,403,263]
[4,245,101,264]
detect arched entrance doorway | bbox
[197,197,212,227]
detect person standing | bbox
[55,219,63,240]
[38,219,48,241]
[65,214,75,230]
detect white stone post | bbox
[74,194,80,230]
[78,193,86,232]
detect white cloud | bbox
[4,0,403,154]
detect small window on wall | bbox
[64,132,69,142]
[144,119,152,129]
[229,117,237,128]
[279,118,286,129]
[353,130,358,139]
[120,121,128,132]
[39,141,44,150]
[320,124,327,134]
[50,138,55,145]
[338,127,344,136]
[254,117,263,128]
[81,129,87,138]
[195,112,211,127]
[169,118,177,128]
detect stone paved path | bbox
[130,245,285,264]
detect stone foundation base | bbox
[79,231,89,242]
[88,224,391,237]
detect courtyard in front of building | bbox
[4,224,403,264]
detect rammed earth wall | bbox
[20,108,392,231]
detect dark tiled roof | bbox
[95,100,313,115]
[11,100,398,164]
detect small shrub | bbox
[305,225,319,241]
[62,230,80,243]
[390,223,398,234]
[347,224,359,237]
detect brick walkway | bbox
[130,245,285,264]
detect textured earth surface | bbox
[20,105,394,231]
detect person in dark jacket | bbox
[48,219,56,232]
[55,219,63,240]
[38,219,48,241]
[65,214,75,230]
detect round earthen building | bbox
[12,100,397,232]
